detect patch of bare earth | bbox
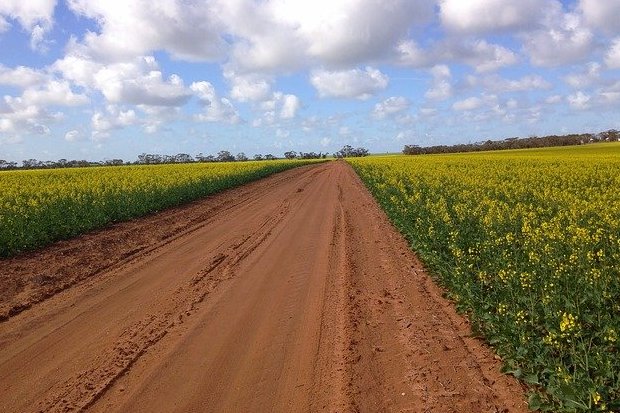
[0,161,528,412]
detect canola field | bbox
[0,159,320,258]
[349,143,620,412]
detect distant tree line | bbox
[403,129,620,155]
[0,145,369,171]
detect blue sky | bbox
[1,0,619,162]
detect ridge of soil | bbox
[0,161,528,412]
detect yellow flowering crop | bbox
[349,143,620,411]
[0,159,321,257]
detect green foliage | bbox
[0,159,321,257]
[349,143,620,412]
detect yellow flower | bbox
[560,312,577,333]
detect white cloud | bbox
[92,105,139,135]
[64,129,84,142]
[396,39,517,72]
[598,81,620,105]
[253,92,302,126]
[453,96,483,111]
[567,91,591,110]
[279,94,301,119]
[225,0,433,72]
[580,0,620,34]
[226,72,273,102]
[0,94,63,136]
[66,0,225,62]
[545,95,563,104]
[54,55,191,107]
[605,38,620,69]
[310,67,388,100]
[523,13,594,66]
[21,80,88,107]
[481,74,551,93]
[0,65,47,88]
[373,96,410,119]
[425,65,452,101]
[0,76,87,138]
[564,62,601,87]
[448,40,518,72]
[0,0,57,50]
[439,0,545,34]
[276,0,432,66]
[395,40,432,68]
[191,81,240,124]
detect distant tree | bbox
[196,153,216,162]
[174,153,194,163]
[284,151,297,159]
[22,159,42,168]
[264,154,277,160]
[298,151,326,159]
[0,160,17,169]
[236,152,248,162]
[334,145,369,158]
[216,150,235,162]
[253,154,264,161]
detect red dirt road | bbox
[0,161,528,412]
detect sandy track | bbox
[0,161,528,412]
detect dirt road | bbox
[0,161,528,412]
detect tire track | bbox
[35,196,296,413]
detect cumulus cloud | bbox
[0,76,87,138]
[396,39,517,72]
[439,0,545,34]
[0,65,48,88]
[523,13,594,66]
[605,38,620,69]
[0,0,57,50]
[54,55,192,107]
[396,40,433,68]
[279,94,301,119]
[579,0,620,34]
[226,72,273,102]
[425,65,452,101]
[448,40,517,72]
[567,91,591,110]
[191,81,240,124]
[0,94,63,137]
[564,62,601,88]
[223,0,433,72]
[64,129,84,142]
[310,67,388,100]
[545,95,563,104]
[66,0,225,62]
[480,74,551,93]
[253,92,302,126]
[598,81,620,105]
[373,97,410,119]
[21,80,88,107]
[92,105,139,135]
[453,96,484,111]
